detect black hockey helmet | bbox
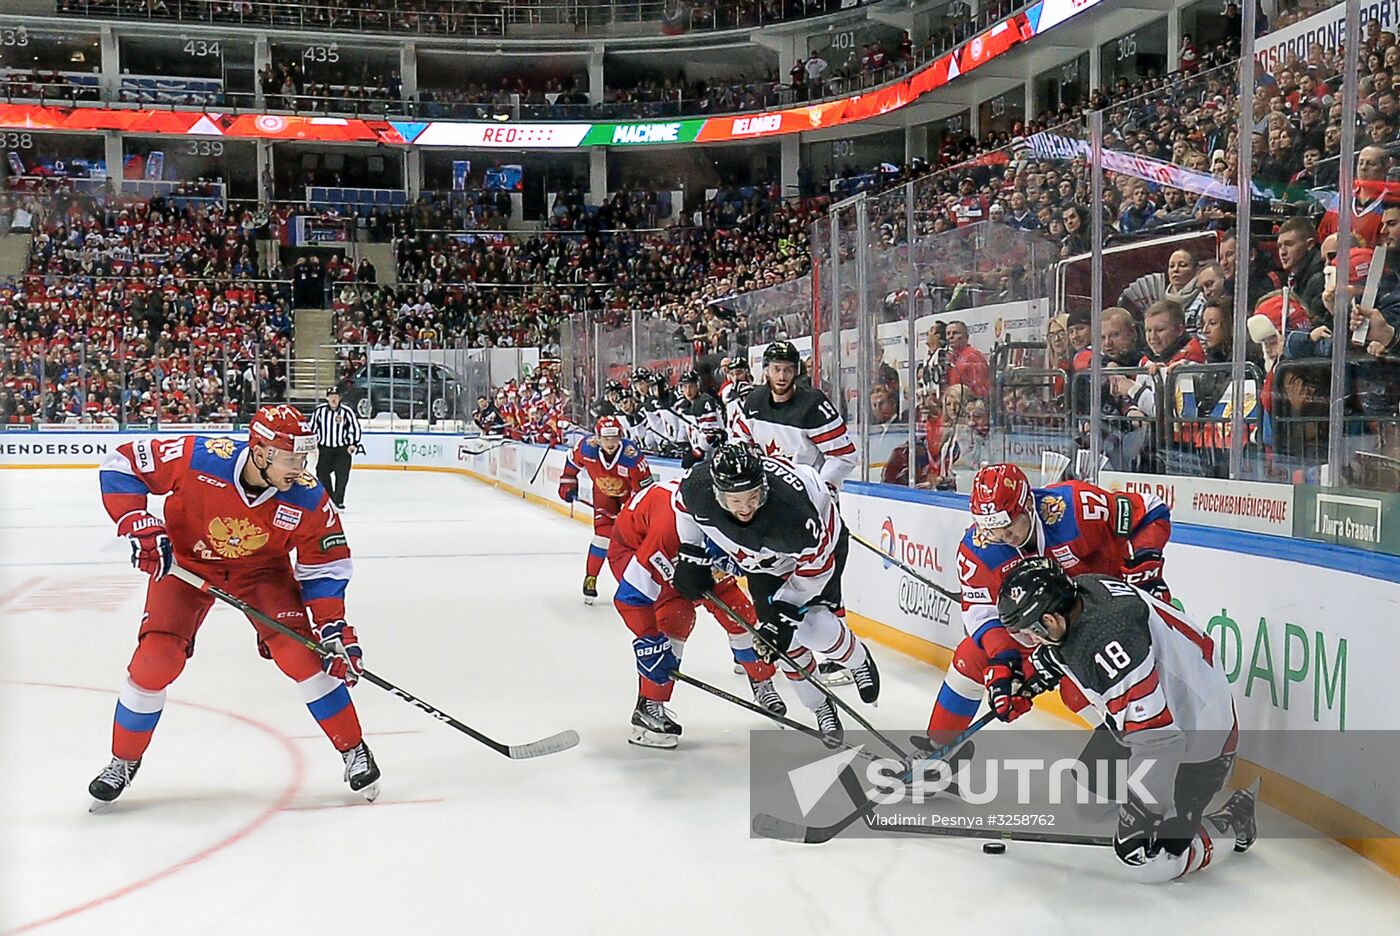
[679,369,700,385]
[632,367,653,384]
[762,340,801,367]
[604,379,624,395]
[997,557,1078,644]
[709,443,768,518]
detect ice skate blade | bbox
[583,595,596,606]
[89,797,117,814]
[359,781,381,803]
[628,726,678,749]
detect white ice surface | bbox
[2,468,1399,935]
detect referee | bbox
[311,385,362,510]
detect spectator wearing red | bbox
[1140,299,1206,376]
[1316,145,1392,246]
[943,320,990,400]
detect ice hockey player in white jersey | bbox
[671,443,880,745]
[995,557,1258,884]
[634,368,689,455]
[732,340,856,486]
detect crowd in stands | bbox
[0,71,100,105]
[1,195,294,425]
[259,60,404,116]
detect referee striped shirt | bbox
[311,402,363,448]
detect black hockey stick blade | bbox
[507,729,581,759]
[849,532,960,601]
[751,766,878,844]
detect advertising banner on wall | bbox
[1294,485,1400,555]
[1100,471,1295,538]
[840,481,1400,836]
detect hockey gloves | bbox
[317,620,364,687]
[1122,548,1169,600]
[1114,795,1164,867]
[983,649,1032,723]
[558,479,578,503]
[755,599,803,664]
[117,511,173,581]
[672,542,714,601]
[633,634,679,685]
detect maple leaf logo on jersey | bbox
[764,438,788,458]
[207,517,269,559]
[1038,495,1066,527]
[204,437,236,459]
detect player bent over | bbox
[90,406,378,810]
[609,479,786,748]
[673,444,879,746]
[921,463,1170,750]
[559,415,653,604]
[995,558,1257,883]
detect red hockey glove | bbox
[116,510,173,581]
[1122,549,1169,600]
[983,650,1032,723]
[316,620,364,687]
[558,479,578,503]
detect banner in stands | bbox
[0,0,1107,151]
[839,481,1400,838]
[1253,0,1400,71]
[1100,471,1295,537]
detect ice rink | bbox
[3,467,1400,935]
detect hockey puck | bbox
[982,841,1006,855]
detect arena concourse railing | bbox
[50,0,867,37]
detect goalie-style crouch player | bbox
[996,557,1258,884]
[559,415,654,604]
[91,405,378,810]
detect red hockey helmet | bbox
[970,463,1033,530]
[596,415,625,440]
[249,405,317,455]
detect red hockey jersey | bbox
[99,434,352,625]
[560,436,653,504]
[956,480,1170,651]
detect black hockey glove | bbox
[1114,795,1164,867]
[754,599,803,664]
[673,542,714,601]
[1025,645,1067,697]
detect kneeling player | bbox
[997,557,1257,883]
[672,444,879,746]
[91,407,378,809]
[559,415,653,603]
[609,480,786,748]
[923,463,1170,744]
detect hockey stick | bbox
[703,588,910,761]
[848,532,959,601]
[529,442,560,485]
[671,669,882,764]
[458,435,507,456]
[751,711,997,844]
[170,566,580,760]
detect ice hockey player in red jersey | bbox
[922,463,1171,744]
[996,558,1257,883]
[90,405,378,810]
[559,415,654,604]
[609,479,786,748]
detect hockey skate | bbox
[849,644,881,704]
[89,756,141,813]
[907,735,975,796]
[748,677,787,717]
[342,741,381,802]
[629,696,681,749]
[1209,777,1261,853]
[816,660,854,687]
[583,575,598,605]
[812,700,843,748]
